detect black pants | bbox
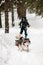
[20,27,27,38]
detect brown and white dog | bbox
[15,34,31,51]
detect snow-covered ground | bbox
[0,9,43,65]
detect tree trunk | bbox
[10,0,14,27]
[17,3,26,19]
[12,7,14,27]
[5,2,9,33]
[0,10,2,28]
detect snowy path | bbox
[0,27,43,65]
[0,11,43,65]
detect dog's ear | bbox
[20,37,23,40]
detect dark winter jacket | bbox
[19,17,30,29]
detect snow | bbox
[0,10,43,65]
[0,0,5,6]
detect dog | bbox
[15,34,31,51]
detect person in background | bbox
[19,16,30,38]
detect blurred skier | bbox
[19,16,30,38]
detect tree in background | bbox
[11,0,15,27]
[5,0,9,33]
[17,0,26,19]
[25,0,43,16]
[16,0,43,18]
[0,8,2,28]
[0,0,43,33]
[0,0,2,28]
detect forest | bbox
[0,0,43,33]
